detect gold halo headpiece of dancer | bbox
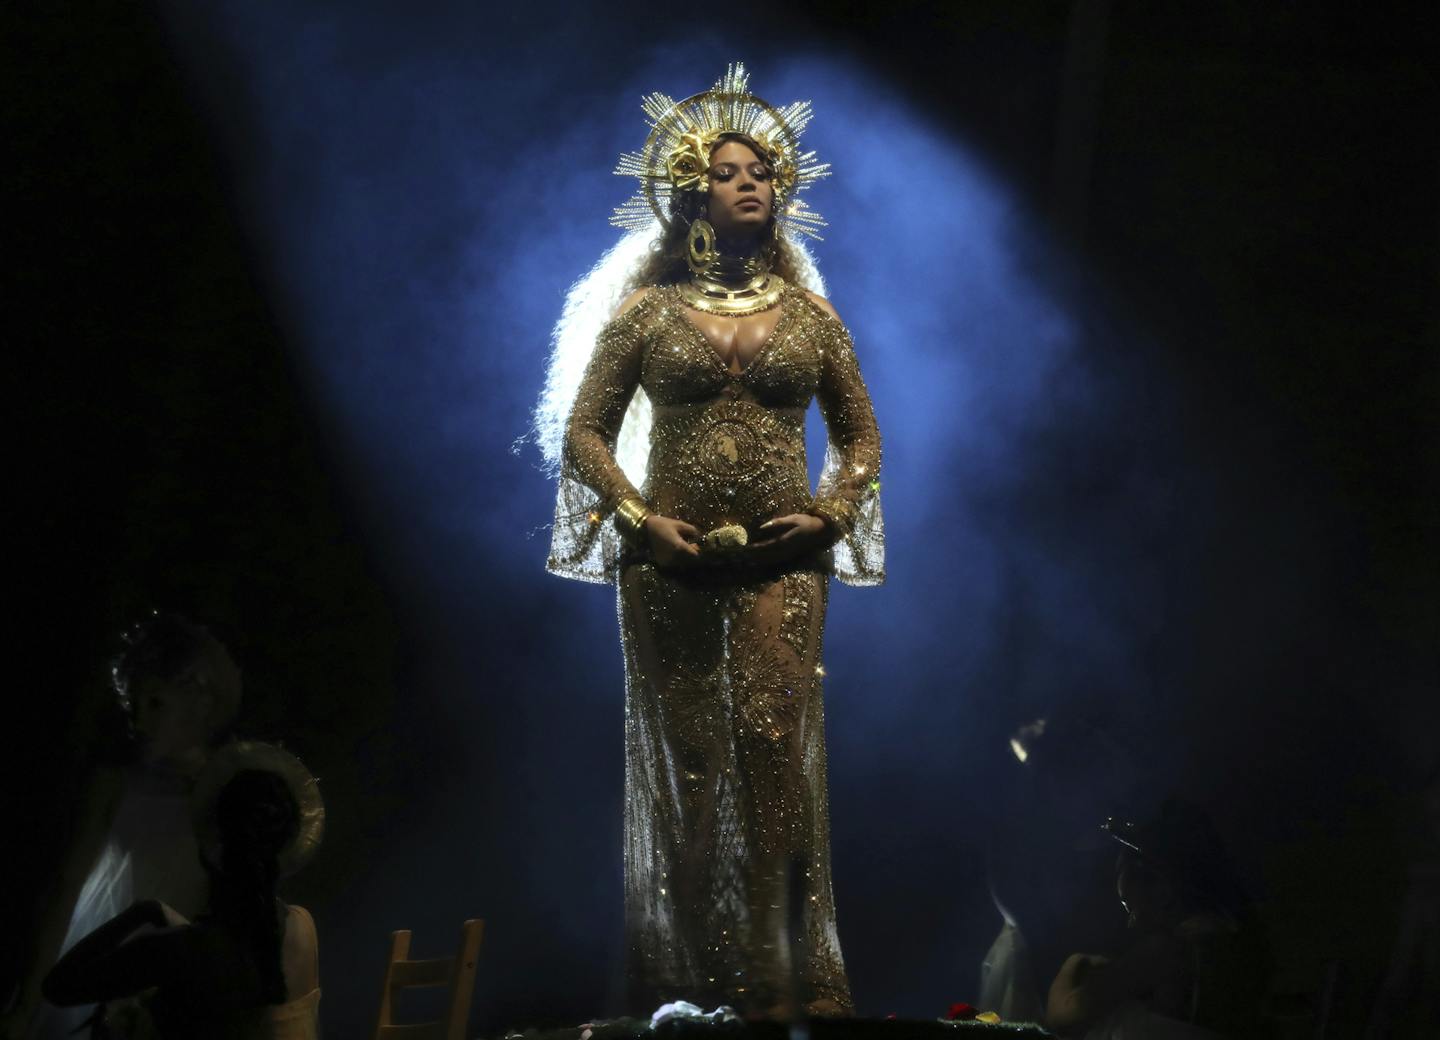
[192,740,325,877]
[612,62,830,241]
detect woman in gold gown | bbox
[544,66,883,1016]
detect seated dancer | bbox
[981,713,1144,1021]
[43,741,325,1040]
[8,611,242,1040]
[1045,800,1269,1039]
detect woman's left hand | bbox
[748,513,829,564]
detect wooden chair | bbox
[372,919,484,1040]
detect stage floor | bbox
[506,1016,1051,1040]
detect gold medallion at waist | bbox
[650,400,803,480]
[698,416,762,477]
[646,400,809,527]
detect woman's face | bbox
[704,139,774,241]
[131,675,212,766]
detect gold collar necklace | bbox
[678,251,785,317]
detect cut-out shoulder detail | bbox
[615,287,653,318]
[804,290,841,322]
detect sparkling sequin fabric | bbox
[549,282,883,1013]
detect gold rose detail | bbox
[665,129,718,193]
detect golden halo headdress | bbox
[192,740,325,877]
[612,62,831,240]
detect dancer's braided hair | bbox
[212,769,300,1003]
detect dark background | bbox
[6,1,1437,1037]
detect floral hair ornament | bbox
[612,62,831,240]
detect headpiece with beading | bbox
[612,63,831,240]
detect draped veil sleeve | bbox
[810,318,885,586]
[545,299,650,583]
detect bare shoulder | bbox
[284,905,318,954]
[803,290,842,322]
[614,287,654,318]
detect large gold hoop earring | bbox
[687,217,718,275]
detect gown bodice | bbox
[550,281,883,584]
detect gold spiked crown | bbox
[612,63,830,240]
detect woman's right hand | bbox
[644,514,701,568]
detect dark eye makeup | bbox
[710,163,773,181]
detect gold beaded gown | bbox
[548,281,883,1013]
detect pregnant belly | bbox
[646,401,811,531]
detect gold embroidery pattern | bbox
[561,284,881,1013]
[649,400,807,532]
[779,571,814,658]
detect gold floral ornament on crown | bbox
[613,63,831,240]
